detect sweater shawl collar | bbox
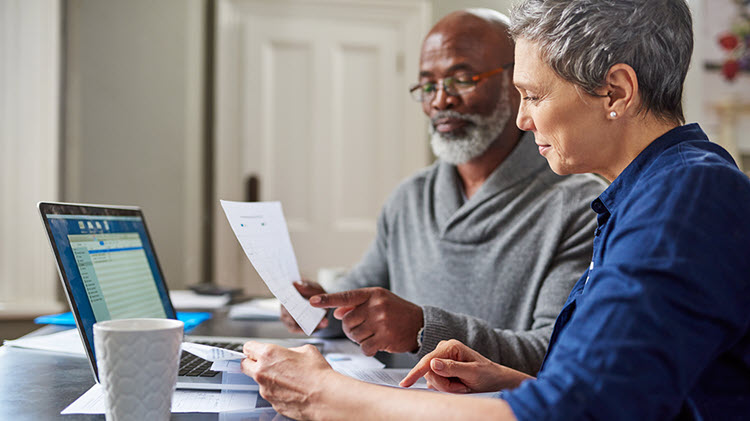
[433,131,546,240]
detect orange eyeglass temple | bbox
[471,63,514,82]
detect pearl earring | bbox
[610,111,617,118]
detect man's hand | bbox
[309,287,423,356]
[399,339,533,393]
[280,280,329,333]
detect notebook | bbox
[37,201,307,390]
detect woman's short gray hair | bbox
[509,0,693,124]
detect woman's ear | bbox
[604,63,638,119]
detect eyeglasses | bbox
[409,62,514,103]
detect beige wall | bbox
[0,0,63,317]
[431,0,514,22]
[64,0,205,290]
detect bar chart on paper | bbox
[220,200,326,335]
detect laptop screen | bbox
[39,203,176,373]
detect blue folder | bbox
[34,311,212,333]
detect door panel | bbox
[215,0,430,294]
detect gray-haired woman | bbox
[237,1,750,420]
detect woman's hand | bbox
[242,341,336,420]
[400,339,533,393]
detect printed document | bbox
[220,200,325,335]
[3,328,85,357]
[209,349,386,374]
[182,342,245,361]
[333,368,430,389]
[228,298,281,320]
[61,384,259,414]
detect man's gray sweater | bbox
[334,133,606,375]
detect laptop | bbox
[38,201,310,391]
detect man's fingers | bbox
[280,307,304,333]
[345,322,374,345]
[357,335,379,357]
[285,322,304,333]
[341,315,372,344]
[332,306,355,320]
[293,281,325,298]
[310,289,370,308]
[282,318,303,333]
[283,304,328,332]
[340,305,367,328]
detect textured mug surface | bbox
[93,318,184,421]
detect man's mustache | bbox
[430,111,481,127]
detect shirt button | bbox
[591,200,605,213]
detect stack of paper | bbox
[3,328,86,357]
[61,384,262,414]
[62,340,428,416]
[170,290,231,310]
[228,298,281,320]
[186,342,429,390]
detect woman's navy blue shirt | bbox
[504,124,750,420]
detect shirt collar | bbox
[435,131,547,223]
[594,123,707,216]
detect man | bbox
[281,9,606,375]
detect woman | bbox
[241,1,750,419]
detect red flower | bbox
[718,32,740,50]
[722,59,741,81]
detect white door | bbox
[214,0,431,294]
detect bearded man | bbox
[281,9,606,375]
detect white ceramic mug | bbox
[93,318,184,421]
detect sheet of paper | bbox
[212,360,243,373]
[333,368,430,389]
[228,298,281,320]
[319,338,366,354]
[326,353,385,370]
[182,342,245,361]
[218,408,280,421]
[220,200,325,335]
[210,352,385,374]
[170,290,230,310]
[200,339,360,375]
[3,328,86,357]
[62,384,259,414]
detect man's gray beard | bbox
[429,96,511,165]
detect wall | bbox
[698,0,750,168]
[431,0,514,22]
[64,0,206,290]
[0,0,63,319]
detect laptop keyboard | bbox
[179,341,244,377]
